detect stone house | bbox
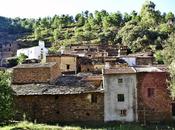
[46,54,78,74]
[12,62,60,84]
[12,75,104,123]
[63,44,128,57]
[121,56,153,66]
[135,66,172,123]
[77,57,94,72]
[103,67,138,122]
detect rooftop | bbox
[13,62,57,69]
[103,67,136,74]
[12,75,103,96]
[135,66,165,72]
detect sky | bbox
[0,0,174,18]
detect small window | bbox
[118,78,123,83]
[147,88,155,97]
[120,110,127,117]
[118,94,124,102]
[66,64,70,70]
[91,94,97,103]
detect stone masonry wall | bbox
[12,67,51,84]
[14,93,104,123]
[137,72,172,123]
[46,56,61,69]
[12,63,60,84]
[60,56,77,73]
[136,57,153,65]
[50,63,61,83]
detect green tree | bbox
[140,0,161,28]
[17,53,28,64]
[0,71,13,122]
[165,12,174,22]
[163,33,175,98]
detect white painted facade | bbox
[121,57,136,66]
[103,73,137,122]
[17,41,48,60]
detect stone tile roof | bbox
[13,62,57,68]
[103,67,136,74]
[12,76,103,96]
[134,66,165,72]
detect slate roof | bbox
[12,76,103,96]
[134,66,166,72]
[103,67,136,74]
[13,62,57,68]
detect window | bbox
[118,94,124,102]
[118,78,123,83]
[120,110,127,116]
[66,64,70,70]
[147,88,155,97]
[91,94,97,103]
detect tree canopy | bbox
[0,0,174,53]
[0,71,13,122]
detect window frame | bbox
[120,109,127,117]
[117,94,125,102]
[66,64,70,70]
[147,88,155,97]
[118,78,123,84]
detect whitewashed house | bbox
[103,67,138,122]
[17,41,48,60]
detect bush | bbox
[0,71,13,122]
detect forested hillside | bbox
[0,1,174,53]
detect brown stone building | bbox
[136,66,172,123]
[12,76,104,123]
[46,54,78,74]
[12,62,60,84]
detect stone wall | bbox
[80,64,94,72]
[136,57,153,65]
[46,56,61,68]
[14,93,104,123]
[50,63,61,83]
[137,72,172,122]
[60,56,77,73]
[12,63,60,84]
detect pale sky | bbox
[0,0,174,18]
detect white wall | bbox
[103,74,137,122]
[121,57,136,66]
[17,41,48,60]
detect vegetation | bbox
[17,53,28,64]
[0,0,174,52]
[163,33,175,98]
[0,71,13,122]
[1,121,175,130]
[1,0,175,123]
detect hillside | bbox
[0,1,174,54]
